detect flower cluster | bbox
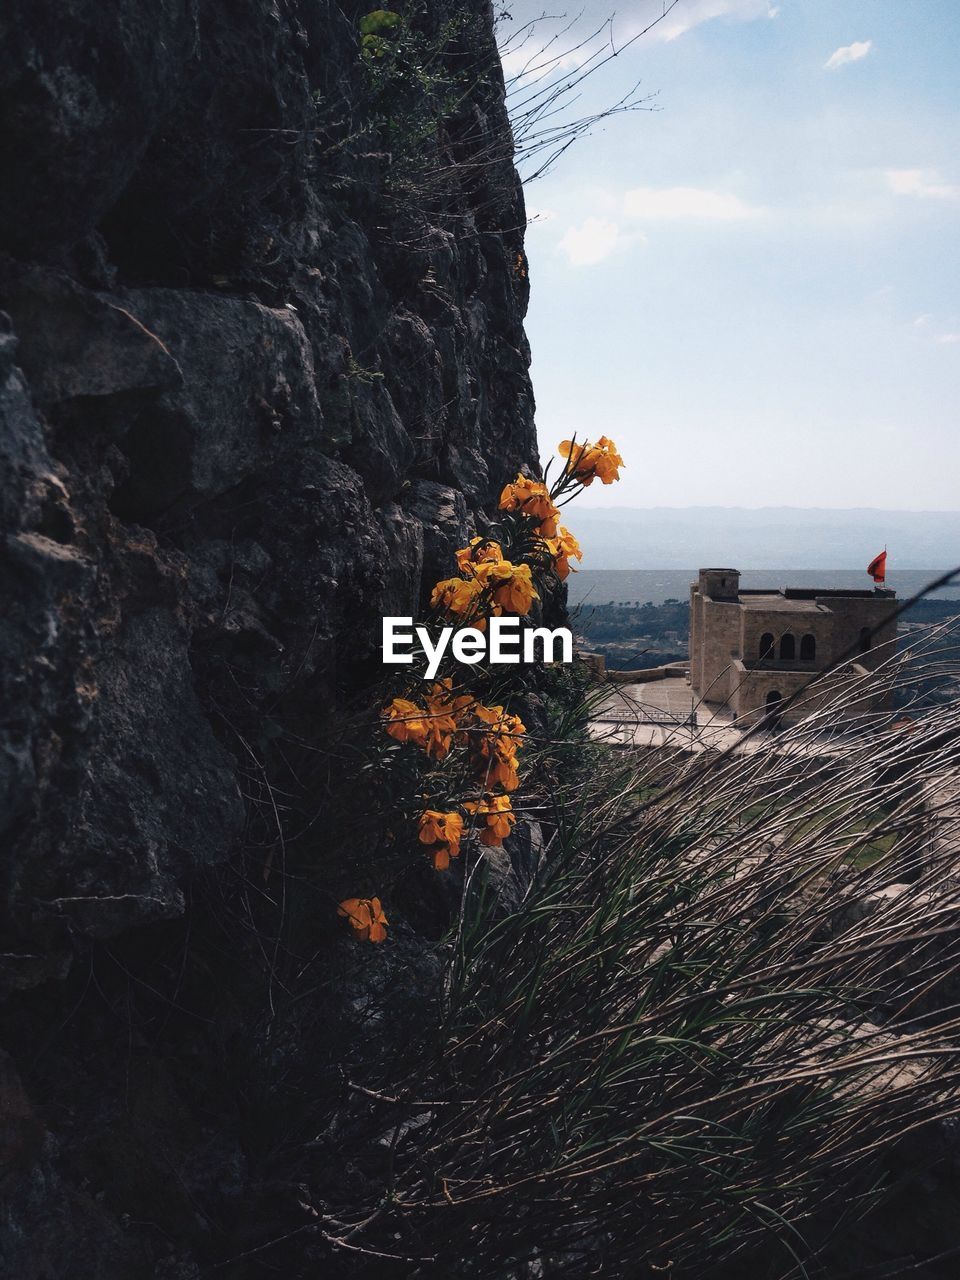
[478,560,538,614]
[455,536,503,575]
[378,681,524,869]
[543,525,583,581]
[559,435,624,486]
[381,686,524,863]
[499,475,560,538]
[429,701,523,859]
[382,678,471,761]
[339,437,622,942]
[431,544,539,629]
[430,574,485,626]
[464,793,517,847]
[468,703,525,794]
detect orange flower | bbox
[382,696,429,746]
[422,679,473,760]
[474,560,539,615]
[469,704,525,792]
[464,793,517,847]
[338,896,389,943]
[498,474,561,538]
[486,746,520,792]
[430,575,486,627]
[382,684,473,759]
[473,703,525,743]
[418,809,465,870]
[544,525,583,580]
[426,678,475,723]
[455,537,503,576]
[558,436,624,486]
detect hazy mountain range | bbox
[570,508,960,571]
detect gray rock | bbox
[112,288,322,515]
[405,479,471,598]
[0,0,196,253]
[0,0,540,1271]
[0,263,182,405]
[479,819,546,915]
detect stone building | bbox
[689,568,898,726]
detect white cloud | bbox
[824,40,873,70]
[502,1,776,61]
[908,314,960,344]
[886,168,960,200]
[557,217,627,266]
[623,186,763,220]
[645,0,778,42]
[500,43,594,85]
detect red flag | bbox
[867,550,887,584]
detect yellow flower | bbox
[498,474,561,538]
[382,697,429,746]
[558,436,624,486]
[338,896,389,943]
[544,525,583,581]
[474,560,539,615]
[464,793,517,847]
[418,809,465,870]
[455,537,503,576]
[430,575,486,627]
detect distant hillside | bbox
[570,507,960,570]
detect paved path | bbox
[591,677,749,751]
[590,676,852,756]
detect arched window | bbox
[859,627,871,654]
[779,634,796,661]
[800,633,816,661]
[759,632,775,661]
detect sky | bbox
[497,0,960,509]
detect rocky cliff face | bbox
[0,3,536,1273]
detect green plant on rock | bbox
[359,7,402,56]
[345,354,384,384]
[354,3,491,210]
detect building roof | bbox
[737,595,827,613]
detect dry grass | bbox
[332,620,960,1277]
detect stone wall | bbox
[820,594,898,670]
[688,579,703,687]
[696,599,742,703]
[738,606,831,667]
[731,661,881,726]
